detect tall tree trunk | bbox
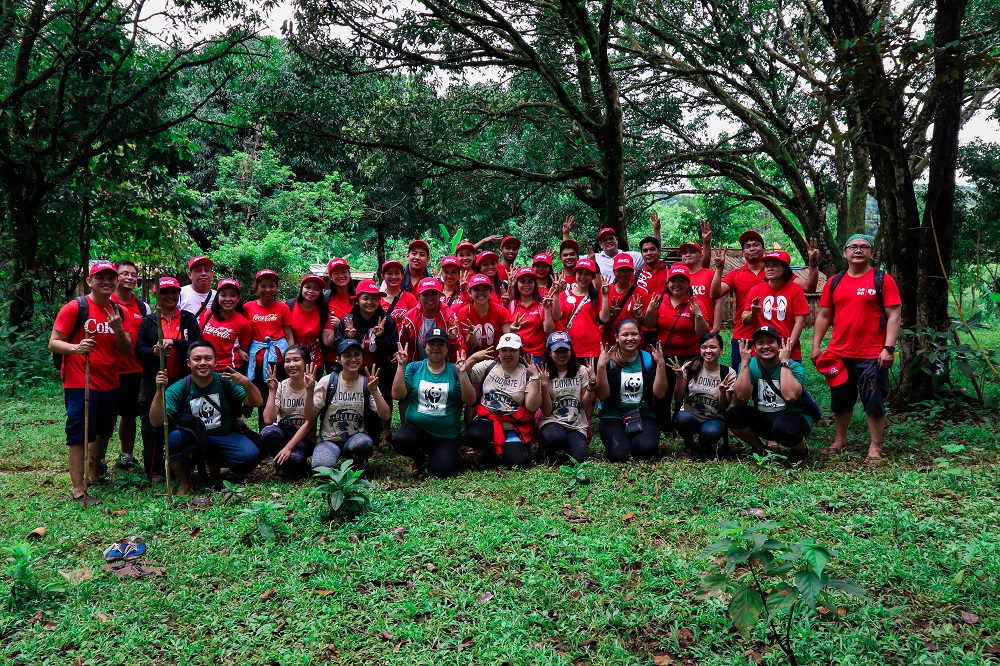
[601,97,627,247]
[3,179,44,334]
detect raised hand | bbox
[365,364,381,387]
[586,245,596,261]
[526,362,539,378]
[700,220,712,246]
[469,346,496,364]
[562,215,575,238]
[393,342,410,365]
[750,296,761,313]
[649,210,661,232]
[448,317,459,342]
[584,358,597,383]
[594,272,604,291]
[104,306,124,332]
[713,248,726,270]
[537,364,549,387]
[544,245,555,259]
[598,342,613,367]
[666,355,684,376]
[265,363,279,392]
[553,276,566,294]
[720,370,736,391]
[503,281,515,303]
[778,337,793,363]
[808,237,820,267]
[459,270,472,290]
[399,319,413,339]
[630,293,644,315]
[510,313,526,332]
[651,341,665,366]
[646,294,662,315]
[343,314,357,338]
[222,366,251,387]
[371,316,386,338]
[542,294,554,310]
[689,297,702,319]
[303,363,317,390]
[460,320,476,344]
[738,339,753,364]
[601,283,610,298]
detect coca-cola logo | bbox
[692,285,707,295]
[252,313,279,322]
[204,323,233,340]
[84,319,114,335]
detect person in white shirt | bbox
[179,255,216,316]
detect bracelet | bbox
[528,376,540,382]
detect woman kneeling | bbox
[537,331,595,462]
[670,333,735,459]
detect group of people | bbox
[49,217,901,505]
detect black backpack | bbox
[826,269,887,331]
[317,371,372,432]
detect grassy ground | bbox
[2,332,999,665]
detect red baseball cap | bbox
[763,250,792,266]
[476,250,499,265]
[468,273,493,290]
[679,242,703,254]
[416,277,443,294]
[217,278,241,294]
[439,255,460,269]
[668,265,690,280]
[532,253,552,266]
[188,255,213,270]
[597,227,616,240]
[500,235,521,249]
[381,259,404,273]
[739,230,764,247]
[255,269,279,284]
[513,266,536,282]
[408,239,430,254]
[613,254,635,271]
[356,279,386,296]
[158,276,181,291]
[815,352,849,387]
[560,238,580,253]
[88,261,118,277]
[327,257,350,273]
[300,273,327,288]
[574,258,598,275]
[455,240,477,254]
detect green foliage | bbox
[312,461,373,518]
[4,543,62,612]
[952,534,993,588]
[238,500,291,544]
[899,317,998,394]
[143,502,172,533]
[217,480,248,505]
[700,521,865,665]
[0,324,51,394]
[558,458,595,490]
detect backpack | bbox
[317,371,372,434]
[52,297,123,369]
[827,269,886,331]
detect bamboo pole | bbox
[156,282,173,504]
[81,337,91,512]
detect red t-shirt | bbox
[509,300,547,357]
[53,296,125,391]
[687,267,717,330]
[655,298,699,357]
[602,283,649,345]
[381,291,418,328]
[457,302,511,349]
[820,269,901,359]
[498,263,511,282]
[745,280,810,360]
[323,292,355,362]
[200,311,251,371]
[290,303,324,365]
[637,262,668,297]
[111,293,144,375]
[557,290,603,358]
[441,290,466,310]
[722,263,765,339]
[243,300,292,365]
[158,310,185,378]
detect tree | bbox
[0,0,260,330]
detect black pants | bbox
[466,419,531,468]
[537,423,589,463]
[598,416,660,463]
[391,423,459,477]
[657,353,698,430]
[726,405,811,448]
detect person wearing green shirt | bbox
[391,327,476,477]
[727,326,812,461]
[150,340,263,494]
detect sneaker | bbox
[104,538,129,561]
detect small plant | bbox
[111,468,146,490]
[699,520,866,666]
[238,501,291,543]
[4,543,62,611]
[312,461,373,518]
[953,535,991,588]
[559,458,595,490]
[143,502,171,532]
[217,480,248,505]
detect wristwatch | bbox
[780,361,792,369]
[884,345,896,353]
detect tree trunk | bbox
[3,179,45,334]
[601,98,627,248]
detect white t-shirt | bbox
[539,366,589,434]
[469,360,528,427]
[179,285,215,315]
[595,250,642,279]
[679,363,733,423]
[312,374,377,442]
[274,380,314,440]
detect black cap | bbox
[337,338,363,354]
[751,326,782,342]
[424,327,449,343]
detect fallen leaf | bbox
[60,568,93,585]
[111,509,127,515]
[476,592,494,604]
[654,482,660,498]
[817,606,830,615]
[315,589,336,596]
[653,656,673,665]
[984,644,1000,654]
[676,627,695,647]
[381,631,393,640]
[260,588,276,601]
[28,526,46,539]
[274,620,286,634]
[189,526,201,538]
[393,639,407,653]
[620,511,635,521]
[543,531,559,538]
[349,534,359,544]
[836,607,847,617]
[741,508,766,519]
[745,650,763,664]
[458,637,474,650]
[390,526,406,534]
[578,639,596,647]
[425,563,438,572]
[76,656,83,666]
[270,492,281,499]
[95,613,111,624]
[961,610,979,625]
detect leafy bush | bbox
[559,458,595,490]
[312,461,373,518]
[238,500,291,543]
[4,543,62,611]
[0,323,54,394]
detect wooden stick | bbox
[82,341,91,512]
[156,286,173,505]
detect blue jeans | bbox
[312,433,373,470]
[730,338,742,373]
[168,429,261,476]
[674,411,725,450]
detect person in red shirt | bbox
[552,258,605,362]
[322,258,355,372]
[600,254,648,345]
[402,240,432,293]
[49,261,132,505]
[455,240,478,273]
[380,259,418,328]
[244,269,294,428]
[508,266,551,362]
[475,250,508,306]
[457,273,512,352]
[135,276,203,481]
[644,265,708,428]
[532,253,555,297]
[678,239,723,333]
[498,235,521,281]
[438,255,466,309]
[397,277,463,363]
[810,234,901,462]
[710,227,820,370]
[636,235,668,297]
[111,260,150,468]
[287,274,327,371]
[742,251,810,361]
[200,278,251,372]
[558,235,579,289]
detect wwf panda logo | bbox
[623,376,643,394]
[423,384,444,407]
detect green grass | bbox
[2,332,1000,665]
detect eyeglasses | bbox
[845,245,872,252]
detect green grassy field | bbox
[2,332,999,665]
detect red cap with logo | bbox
[575,258,598,275]
[356,279,386,296]
[255,269,279,284]
[763,250,792,266]
[678,242,703,254]
[560,238,580,253]
[381,259,403,274]
[532,253,552,266]
[217,278,241,294]
[300,273,327,288]
[476,250,499,265]
[327,257,350,273]
[500,235,521,249]
[613,254,635,271]
[815,352,849,387]
[597,227,616,240]
[439,255,460,269]
[417,277,443,294]
[668,265,690,280]
[513,266,536,282]
[739,230,764,247]
[455,240,476,254]
[408,239,430,254]
[188,255,213,270]
[158,276,181,291]
[89,261,118,277]
[468,273,493,290]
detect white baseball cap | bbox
[496,333,523,350]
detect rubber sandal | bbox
[188,497,213,510]
[103,538,130,561]
[121,537,147,561]
[863,455,882,466]
[72,493,100,507]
